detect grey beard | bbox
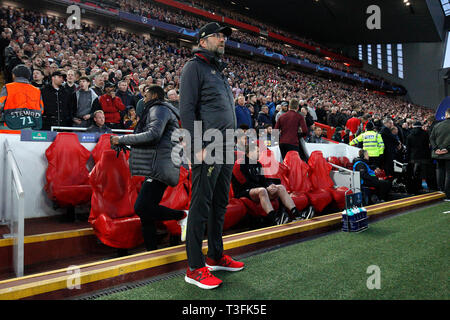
[216,47,225,55]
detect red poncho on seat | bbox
[308,151,350,210]
[88,149,143,249]
[44,132,92,207]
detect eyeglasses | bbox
[204,33,227,41]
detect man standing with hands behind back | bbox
[180,22,244,290]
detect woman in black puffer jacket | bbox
[111,85,186,251]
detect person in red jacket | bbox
[98,82,125,129]
[345,111,361,137]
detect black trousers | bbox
[383,153,395,177]
[369,156,381,168]
[411,160,437,191]
[364,178,392,201]
[134,179,184,251]
[186,162,233,269]
[279,143,299,161]
[436,159,450,198]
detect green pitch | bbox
[95,201,449,300]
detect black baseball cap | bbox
[197,22,232,43]
[104,81,116,89]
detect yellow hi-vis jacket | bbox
[350,130,385,157]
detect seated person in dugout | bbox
[353,149,392,203]
[231,142,313,225]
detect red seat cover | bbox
[160,166,191,236]
[284,151,332,212]
[258,146,290,192]
[44,132,92,207]
[308,151,334,190]
[163,170,247,235]
[240,197,280,217]
[160,166,190,210]
[88,149,143,248]
[339,156,350,168]
[91,133,130,163]
[308,151,349,210]
[327,156,340,170]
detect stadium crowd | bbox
[0,4,447,201]
[121,0,390,80]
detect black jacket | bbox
[118,99,181,187]
[231,156,269,197]
[41,84,72,130]
[116,90,136,108]
[315,107,327,124]
[430,118,450,160]
[353,157,379,185]
[327,112,340,127]
[406,127,431,162]
[179,48,237,155]
[86,124,112,134]
[380,126,400,155]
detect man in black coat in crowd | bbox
[406,121,437,193]
[379,117,401,177]
[326,106,340,128]
[41,71,72,130]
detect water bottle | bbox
[422,180,428,190]
[342,209,348,231]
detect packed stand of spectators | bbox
[117,0,384,83]
[0,4,447,201]
[0,5,434,134]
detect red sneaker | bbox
[205,254,245,272]
[185,267,222,289]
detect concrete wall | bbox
[343,41,447,110]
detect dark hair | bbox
[146,85,165,100]
[358,149,367,158]
[79,76,90,82]
[239,124,250,131]
[12,64,31,79]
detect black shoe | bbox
[370,194,380,204]
[274,209,291,225]
[301,205,315,220]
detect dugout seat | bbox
[44,132,92,208]
[91,133,130,163]
[284,151,334,213]
[258,145,290,192]
[232,156,280,217]
[339,156,352,170]
[327,156,340,170]
[88,149,143,249]
[162,166,247,238]
[308,151,350,210]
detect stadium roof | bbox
[211,0,444,44]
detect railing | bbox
[1,139,25,277]
[50,126,133,134]
[329,162,361,192]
